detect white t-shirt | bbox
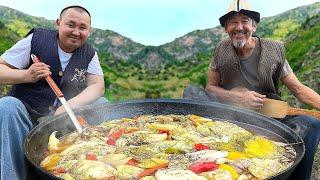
[1,34,103,76]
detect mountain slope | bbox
[0,20,20,54]
[280,14,320,108]
[0,19,20,97]
[0,6,53,37]
[256,2,320,40]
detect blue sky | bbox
[0,0,319,45]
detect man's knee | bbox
[0,96,27,115]
[295,115,320,128]
[283,115,320,140]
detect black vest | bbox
[10,28,95,119]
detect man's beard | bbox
[232,39,247,48]
[231,30,249,48]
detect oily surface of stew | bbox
[41,114,296,180]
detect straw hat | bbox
[219,0,260,27]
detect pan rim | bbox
[24,98,305,179]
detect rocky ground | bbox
[312,146,320,180]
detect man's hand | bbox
[25,62,51,83]
[238,90,266,110]
[206,70,266,110]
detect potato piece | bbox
[116,165,143,179]
[48,131,60,151]
[70,160,116,179]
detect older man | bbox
[185,0,320,179]
[0,5,105,179]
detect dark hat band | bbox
[219,9,260,27]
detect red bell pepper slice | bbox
[137,163,169,179]
[107,176,115,180]
[77,115,89,127]
[189,161,218,174]
[106,129,127,145]
[194,143,210,151]
[126,159,138,166]
[86,153,97,161]
[159,130,170,135]
[107,129,138,145]
[54,167,67,174]
[159,130,172,140]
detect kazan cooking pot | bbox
[24,99,305,179]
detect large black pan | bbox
[24,99,305,179]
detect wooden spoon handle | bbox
[287,107,320,120]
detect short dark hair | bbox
[60,5,91,18]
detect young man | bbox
[185,0,320,179]
[0,5,105,179]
